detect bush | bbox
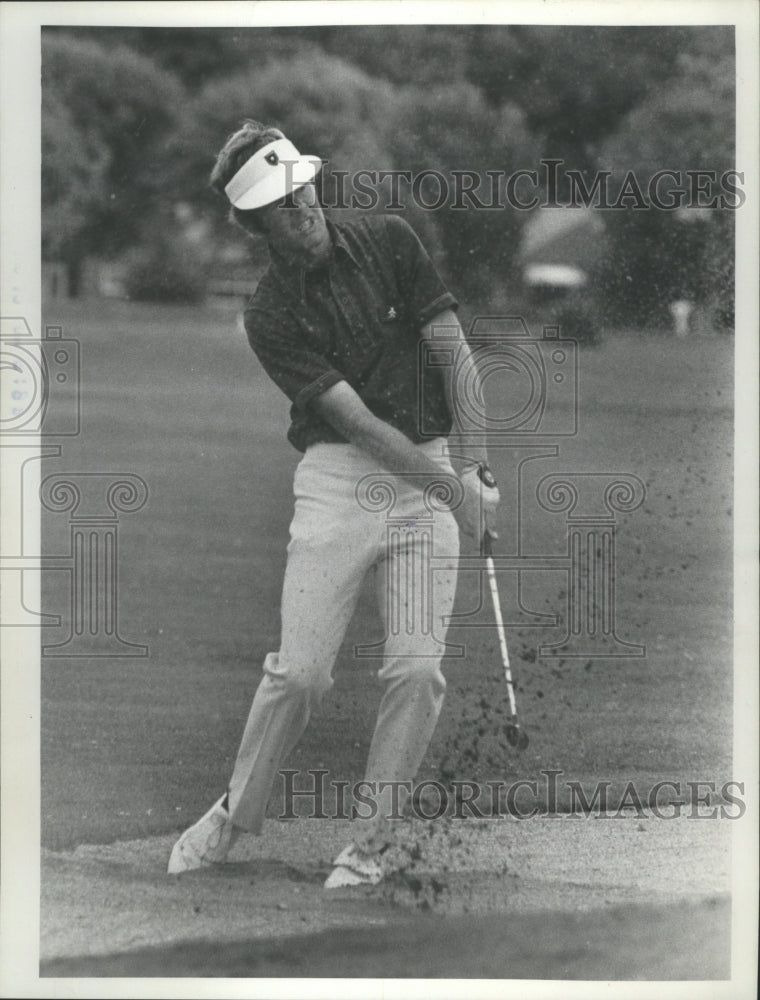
[549,296,602,347]
[123,237,207,303]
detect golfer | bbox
[169,121,499,887]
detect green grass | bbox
[40,299,733,849]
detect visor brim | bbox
[232,156,323,211]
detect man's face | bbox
[258,183,331,268]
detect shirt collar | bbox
[269,220,362,301]
[329,222,362,270]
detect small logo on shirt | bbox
[385,306,398,321]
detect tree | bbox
[41,88,109,269]
[596,36,736,327]
[467,25,703,176]
[389,83,537,303]
[42,33,184,293]
[307,25,473,86]
[46,26,308,91]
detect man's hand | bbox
[457,464,500,539]
[311,381,500,539]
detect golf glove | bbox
[460,463,500,538]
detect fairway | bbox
[39,297,735,977]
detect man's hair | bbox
[209,120,286,234]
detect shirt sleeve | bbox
[244,306,345,410]
[383,214,459,327]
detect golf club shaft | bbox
[484,551,518,719]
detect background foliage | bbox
[42,25,736,326]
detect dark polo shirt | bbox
[244,214,458,453]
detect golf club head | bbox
[505,723,529,750]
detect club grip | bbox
[481,530,494,558]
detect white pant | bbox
[227,439,460,849]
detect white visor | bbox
[224,138,323,210]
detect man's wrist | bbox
[461,461,497,488]
[475,463,498,489]
[458,453,490,473]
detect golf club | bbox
[482,529,529,750]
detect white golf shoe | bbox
[167,795,233,874]
[324,843,384,889]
